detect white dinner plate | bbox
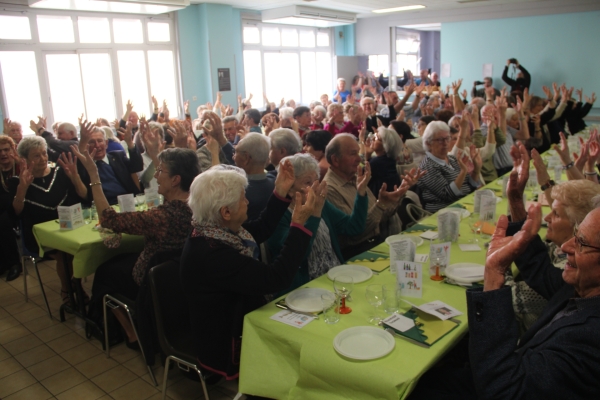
[333,327,395,360]
[446,263,485,284]
[285,288,333,313]
[327,264,373,283]
[385,234,424,248]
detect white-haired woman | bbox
[268,153,369,293]
[363,126,403,198]
[416,121,482,212]
[9,136,88,303]
[180,161,315,380]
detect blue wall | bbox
[441,11,600,108]
[177,4,243,115]
[334,25,356,56]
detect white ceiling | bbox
[190,0,600,19]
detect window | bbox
[242,22,333,106]
[395,29,420,75]
[368,55,389,77]
[0,8,180,130]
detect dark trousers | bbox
[0,211,20,270]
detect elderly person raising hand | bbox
[181,160,315,380]
[268,153,369,293]
[72,120,200,347]
[417,121,482,212]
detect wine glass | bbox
[365,284,383,324]
[333,275,354,314]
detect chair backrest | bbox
[148,260,190,357]
[19,221,38,258]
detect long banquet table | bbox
[239,172,552,399]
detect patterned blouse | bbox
[100,199,192,285]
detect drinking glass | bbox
[321,293,340,324]
[365,284,383,325]
[467,213,480,243]
[383,284,400,314]
[430,256,444,281]
[135,194,146,210]
[88,201,97,224]
[333,275,354,314]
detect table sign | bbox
[396,261,422,298]
[270,310,316,328]
[415,254,429,263]
[473,189,495,213]
[402,299,463,321]
[479,194,497,222]
[144,188,160,209]
[382,313,415,332]
[58,203,84,230]
[429,242,451,277]
[117,194,136,212]
[387,237,416,274]
[437,210,460,242]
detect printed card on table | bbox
[396,261,422,298]
[437,211,460,242]
[429,242,451,277]
[144,188,160,209]
[473,189,495,214]
[270,310,315,329]
[57,203,84,231]
[402,299,463,321]
[117,194,136,213]
[479,194,497,222]
[388,239,416,274]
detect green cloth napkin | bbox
[403,223,436,233]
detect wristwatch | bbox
[540,180,555,191]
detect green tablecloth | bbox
[32,219,144,278]
[238,176,553,399]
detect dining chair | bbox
[148,260,211,400]
[19,223,53,319]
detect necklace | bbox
[30,167,59,193]
[0,163,16,192]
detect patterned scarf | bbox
[191,220,258,259]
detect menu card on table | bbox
[144,188,160,209]
[58,203,84,230]
[402,299,463,320]
[117,194,136,212]
[479,194,497,223]
[396,261,422,298]
[270,310,316,329]
[437,211,460,242]
[388,238,416,274]
[473,189,495,213]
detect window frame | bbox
[0,6,181,128]
[395,28,421,77]
[241,20,334,107]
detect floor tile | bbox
[109,377,159,400]
[0,325,31,345]
[0,357,24,380]
[76,352,119,379]
[91,364,137,393]
[21,314,61,333]
[3,299,40,316]
[55,380,106,400]
[0,346,11,362]
[4,382,54,400]
[0,369,37,398]
[61,342,102,366]
[14,344,56,368]
[3,333,43,356]
[47,331,87,353]
[34,323,72,342]
[123,354,151,377]
[27,354,71,381]
[40,366,87,396]
[0,315,21,332]
[0,307,9,319]
[106,342,140,364]
[166,376,208,400]
[140,364,184,388]
[0,292,23,307]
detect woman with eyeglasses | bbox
[416,121,483,212]
[362,126,403,198]
[506,142,600,332]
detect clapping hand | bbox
[291,187,316,226]
[29,116,46,135]
[311,180,328,217]
[530,149,551,188]
[356,162,372,196]
[70,144,97,176]
[274,159,295,198]
[401,167,426,188]
[18,159,34,188]
[140,119,164,162]
[553,132,572,166]
[507,142,529,221]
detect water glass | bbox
[135,194,146,210]
[88,201,97,224]
[383,284,400,314]
[365,284,383,325]
[321,293,340,324]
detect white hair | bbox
[505,108,517,122]
[188,166,248,225]
[284,153,320,180]
[236,133,270,167]
[57,122,77,136]
[313,105,326,116]
[101,126,114,140]
[279,107,294,121]
[17,136,47,159]
[270,128,302,156]
[377,127,403,160]
[422,121,450,152]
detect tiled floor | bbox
[0,259,241,400]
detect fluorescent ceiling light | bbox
[262,5,356,27]
[28,0,188,14]
[373,5,426,14]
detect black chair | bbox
[19,223,52,319]
[148,260,211,400]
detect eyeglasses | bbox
[156,168,168,175]
[573,224,600,253]
[430,137,451,144]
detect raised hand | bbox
[70,144,97,175]
[310,179,328,217]
[274,159,296,198]
[576,88,583,102]
[140,121,163,162]
[203,112,224,142]
[507,142,530,221]
[121,121,134,147]
[184,100,190,114]
[291,187,316,226]
[542,85,552,100]
[29,116,45,135]
[2,118,10,134]
[585,92,597,104]
[356,162,371,196]
[57,152,79,180]
[151,95,158,111]
[18,159,34,188]
[126,99,134,114]
[553,132,572,166]
[79,119,96,147]
[401,167,426,188]
[530,149,550,188]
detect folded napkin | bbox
[347,250,390,272]
[403,223,437,233]
[447,203,466,209]
[384,308,460,347]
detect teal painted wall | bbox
[441,11,600,110]
[177,4,243,116]
[334,25,356,56]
